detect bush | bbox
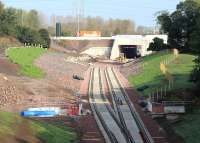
[16,26,50,48]
[148,37,168,51]
[191,56,200,88]
[39,29,50,48]
[16,26,39,44]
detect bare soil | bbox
[0,51,89,112]
[0,50,92,143]
[35,52,89,93]
[0,57,19,76]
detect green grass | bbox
[173,108,200,143]
[129,51,198,143]
[128,51,196,96]
[0,112,78,143]
[6,47,46,78]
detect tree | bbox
[157,11,171,34]
[0,1,4,15]
[189,16,200,88]
[38,29,50,48]
[50,15,137,36]
[157,0,200,52]
[16,26,38,44]
[0,8,18,36]
[148,37,168,51]
[191,57,200,88]
[113,28,121,35]
[25,10,40,30]
[136,26,155,35]
[0,1,49,47]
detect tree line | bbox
[154,0,200,88]
[0,0,157,47]
[49,15,157,36]
[0,1,50,48]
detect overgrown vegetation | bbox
[6,47,46,78]
[0,111,78,143]
[0,1,50,48]
[129,51,195,96]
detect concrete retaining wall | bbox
[164,106,185,113]
[81,47,111,58]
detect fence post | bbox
[157,88,159,102]
[168,81,171,90]
[149,93,151,101]
[152,91,154,102]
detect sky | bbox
[1,0,181,27]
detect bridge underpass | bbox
[119,45,140,59]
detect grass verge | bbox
[129,51,198,143]
[128,51,196,96]
[173,107,200,143]
[156,107,200,143]
[6,47,46,78]
[0,111,78,143]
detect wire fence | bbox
[149,49,179,103]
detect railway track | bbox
[105,67,154,143]
[99,68,136,143]
[89,67,128,143]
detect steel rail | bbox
[98,68,132,143]
[105,68,136,143]
[111,67,154,143]
[89,68,120,143]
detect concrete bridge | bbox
[51,35,167,60]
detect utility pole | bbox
[21,10,23,26]
[76,0,84,37]
[76,0,80,37]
